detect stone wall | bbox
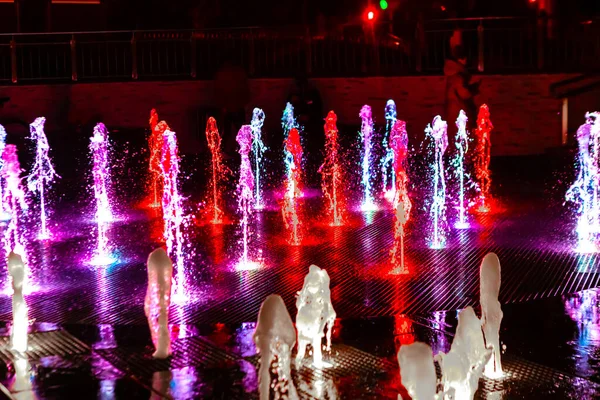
[0,73,574,155]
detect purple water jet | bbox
[27,117,59,240]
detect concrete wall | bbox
[0,73,574,155]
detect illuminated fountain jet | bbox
[435,307,492,399]
[89,124,114,265]
[90,123,113,224]
[473,104,493,212]
[8,252,28,353]
[148,109,163,208]
[425,116,449,249]
[295,265,336,368]
[360,105,377,211]
[480,252,503,378]
[452,110,475,230]
[159,123,185,297]
[319,111,346,226]
[251,108,266,210]
[281,127,304,245]
[566,112,600,252]
[282,103,300,193]
[397,342,437,400]
[236,125,259,270]
[1,145,28,261]
[27,117,59,240]
[205,117,226,224]
[389,120,411,272]
[144,248,172,359]
[254,294,298,400]
[381,99,397,201]
[0,123,9,220]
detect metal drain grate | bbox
[95,335,239,379]
[0,330,90,363]
[477,355,600,398]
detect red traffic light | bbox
[364,7,377,22]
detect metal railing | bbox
[0,17,598,84]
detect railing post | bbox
[537,14,546,70]
[248,30,255,77]
[190,34,197,78]
[131,32,138,80]
[10,37,17,83]
[415,21,423,73]
[477,20,484,72]
[70,34,77,82]
[304,26,312,76]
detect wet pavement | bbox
[0,127,595,399]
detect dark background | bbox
[1,0,599,33]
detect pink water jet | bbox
[282,127,304,245]
[27,117,59,240]
[359,105,377,211]
[319,111,346,226]
[236,125,259,270]
[90,123,113,224]
[1,145,28,262]
[90,123,114,265]
[160,122,185,297]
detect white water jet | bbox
[295,265,336,368]
[254,294,298,400]
[8,252,28,353]
[480,252,503,378]
[436,307,492,400]
[397,342,437,400]
[144,248,173,359]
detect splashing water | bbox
[0,124,8,220]
[236,125,258,270]
[282,128,303,245]
[1,145,28,262]
[251,108,266,210]
[90,124,114,265]
[295,265,336,368]
[205,117,226,224]
[27,117,59,240]
[381,100,397,201]
[282,103,301,197]
[474,104,493,212]
[452,110,473,230]
[360,105,377,211]
[160,122,185,296]
[566,112,600,253]
[319,111,346,226]
[148,109,163,208]
[426,116,449,249]
[254,295,299,400]
[389,120,411,272]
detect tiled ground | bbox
[0,130,595,399]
